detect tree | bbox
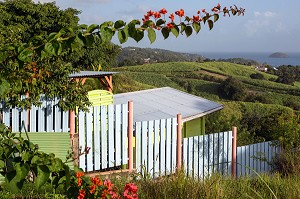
[0,2,245,110]
[219,77,247,101]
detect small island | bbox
[269,52,289,58]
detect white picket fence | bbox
[0,96,69,132]
[135,118,177,177]
[183,131,232,179]
[236,141,280,177]
[77,103,128,172]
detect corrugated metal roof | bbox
[69,71,118,78]
[114,87,223,122]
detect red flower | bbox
[76,172,84,178]
[91,176,103,186]
[153,12,161,19]
[90,184,96,194]
[169,13,174,22]
[77,178,82,187]
[211,7,219,13]
[159,8,167,15]
[104,179,113,190]
[192,15,200,22]
[202,9,206,13]
[175,9,184,17]
[166,23,174,29]
[216,3,221,9]
[78,189,85,199]
[197,10,201,15]
[147,10,154,17]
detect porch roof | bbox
[114,87,223,122]
[69,71,118,78]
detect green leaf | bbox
[156,19,165,27]
[118,29,128,44]
[5,171,24,193]
[147,28,156,44]
[214,14,219,22]
[180,23,186,33]
[114,20,125,29]
[47,32,58,42]
[161,27,170,39]
[0,160,5,169]
[21,151,33,162]
[18,48,33,62]
[101,27,114,42]
[78,24,88,30]
[185,26,193,37]
[87,24,99,33]
[100,21,114,30]
[84,35,94,46]
[133,30,144,42]
[143,20,154,27]
[192,22,201,34]
[15,163,29,181]
[231,9,237,15]
[171,25,179,37]
[208,20,214,30]
[44,43,56,56]
[34,165,50,190]
[0,78,9,97]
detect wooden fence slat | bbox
[46,97,54,132]
[148,120,154,176]
[188,137,193,177]
[108,105,114,168]
[94,106,101,171]
[183,138,188,176]
[86,109,93,172]
[78,111,86,171]
[141,121,148,172]
[198,135,204,180]
[160,119,166,176]
[121,104,128,165]
[171,118,177,173]
[101,105,108,169]
[153,120,160,177]
[12,108,19,132]
[165,118,171,174]
[135,122,142,173]
[193,136,199,178]
[115,105,121,166]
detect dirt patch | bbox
[195,70,227,80]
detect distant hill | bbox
[269,52,289,58]
[115,47,206,66]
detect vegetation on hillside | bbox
[112,61,300,146]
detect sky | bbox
[34,0,300,53]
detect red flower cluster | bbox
[175,9,184,17]
[123,183,138,199]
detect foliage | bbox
[250,72,265,80]
[218,77,247,101]
[271,149,300,177]
[116,47,203,66]
[275,65,300,85]
[0,124,71,193]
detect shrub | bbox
[218,77,247,101]
[250,73,265,80]
[271,149,300,176]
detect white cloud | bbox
[264,11,275,17]
[254,11,261,17]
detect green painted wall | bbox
[183,117,205,138]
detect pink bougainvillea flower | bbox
[77,178,82,187]
[76,172,84,178]
[192,15,201,22]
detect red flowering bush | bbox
[71,172,138,199]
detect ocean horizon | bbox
[195,52,300,67]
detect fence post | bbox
[177,114,182,171]
[232,126,237,178]
[128,101,133,171]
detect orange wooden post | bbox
[70,110,75,138]
[128,101,134,171]
[232,126,237,178]
[176,114,182,170]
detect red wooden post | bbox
[177,114,182,170]
[232,126,237,178]
[128,101,134,171]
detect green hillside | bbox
[111,61,300,146]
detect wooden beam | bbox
[99,75,113,92]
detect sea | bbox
[196,52,300,67]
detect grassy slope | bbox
[113,61,300,106]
